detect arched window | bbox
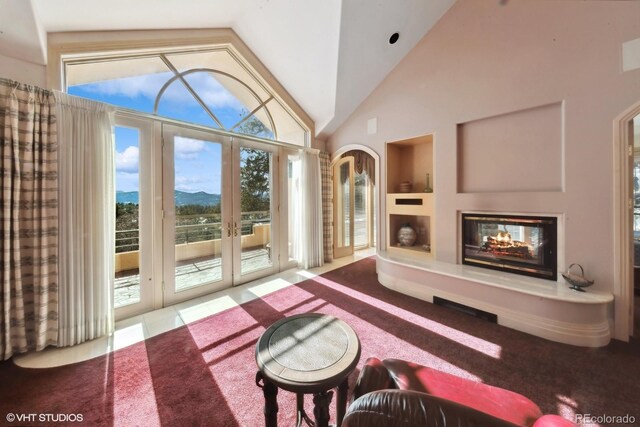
[63,45,309,146]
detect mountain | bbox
[116,191,138,204]
[116,191,221,206]
[174,191,221,206]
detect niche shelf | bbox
[385,134,434,260]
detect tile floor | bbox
[13,248,376,369]
[115,248,272,308]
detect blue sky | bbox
[70,71,242,195]
[112,127,222,194]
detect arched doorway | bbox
[331,145,380,259]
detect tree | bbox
[115,203,139,230]
[240,148,270,213]
[236,112,273,139]
[115,202,139,253]
[235,113,273,213]
[236,114,273,214]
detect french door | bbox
[113,116,155,320]
[162,124,279,305]
[232,139,280,286]
[114,119,282,317]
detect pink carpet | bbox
[1,257,639,426]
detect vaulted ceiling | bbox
[0,0,455,139]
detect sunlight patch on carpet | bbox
[114,342,161,426]
[310,274,503,360]
[259,285,323,314]
[186,304,264,354]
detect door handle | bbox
[227,222,232,238]
[234,222,239,237]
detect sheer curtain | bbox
[55,92,115,346]
[1,78,58,360]
[290,149,324,269]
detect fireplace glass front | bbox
[462,214,557,280]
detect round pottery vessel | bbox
[397,224,417,246]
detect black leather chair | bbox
[342,358,575,427]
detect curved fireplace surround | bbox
[461,213,557,281]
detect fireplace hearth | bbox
[462,213,557,280]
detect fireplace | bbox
[462,213,557,280]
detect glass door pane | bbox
[114,126,141,309]
[173,136,224,291]
[163,125,232,305]
[113,116,154,320]
[354,172,369,248]
[288,153,299,264]
[233,141,279,283]
[333,157,355,258]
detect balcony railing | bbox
[116,211,270,253]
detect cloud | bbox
[175,175,211,193]
[184,73,244,111]
[116,146,139,173]
[116,171,140,193]
[80,70,246,112]
[82,72,172,100]
[175,137,208,160]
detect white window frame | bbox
[46,29,314,146]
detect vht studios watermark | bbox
[6,413,84,423]
[575,413,636,425]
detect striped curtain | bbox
[0,78,58,360]
[319,152,333,263]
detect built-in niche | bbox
[386,135,433,194]
[389,213,431,252]
[385,134,434,260]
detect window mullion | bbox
[159,54,225,129]
[230,96,274,132]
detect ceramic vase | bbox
[397,224,417,246]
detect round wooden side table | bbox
[255,313,361,427]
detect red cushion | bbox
[533,415,577,427]
[383,359,543,427]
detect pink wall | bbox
[328,1,640,298]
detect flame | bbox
[495,231,512,243]
[481,229,534,260]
